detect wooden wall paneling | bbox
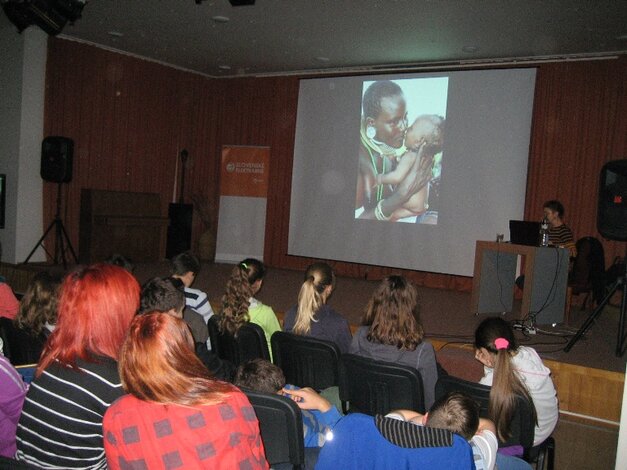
[42,40,625,290]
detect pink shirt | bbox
[0,283,19,320]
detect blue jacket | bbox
[315,413,475,470]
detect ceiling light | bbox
[108,31,123,37]
[462,46,478,53]
[316,56,330,62]
[218,65,232,70]
[212,15,230,23]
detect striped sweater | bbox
[16,356,123,469]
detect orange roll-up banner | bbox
[220,146,269,198]
[216,146,270,263]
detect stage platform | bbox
[2,260,624,425]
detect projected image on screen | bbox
[356,78,448,224]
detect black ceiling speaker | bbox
[41,136,74,183]
[229,0,255,5]
[1,0,86,35]
[597,159,627,241]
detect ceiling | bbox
[25,0,627,77]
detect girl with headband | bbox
[219,258,281,358]
[474,317,558,448]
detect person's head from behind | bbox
[120,312,230,405]
[105,253,135,273]
[474,316,535,441]
[362,80,408,148]
[404,115,445,154]
[473,316,518,368]
[16,271,61,335]
[362,275,423,351]
[219,258,266,335]
[542,200,565,225]
[425,392,480,441]
[233,358,286,394]
[139,277,185,317]
[293,262,335,335]
[38,264,140,374]
[170,251,201,287]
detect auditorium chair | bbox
[243,389,305,469]
[206,316,270,367]
[339,354,425,415]
[271,331,341,391]
[435,374,555,470]
[0,318,45,366]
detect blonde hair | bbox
[293,263,335,335]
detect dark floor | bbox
[132,261,626,373]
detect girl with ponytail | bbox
[283,262,352,353]
[219,258,281,357]
[474,317,558,447]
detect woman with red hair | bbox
[103,312,268,469]
[16,264,140,469]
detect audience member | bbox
[0,353,27,458]
[219,259,281,358]
[140,276,208,345]
[105,253,135,273]
[170,251,215,323]
[0,276,19,321]
[349,275,439,409]
[315,413,474,469]
[283,262,352,353]
[16,263,139,469]
[139,277,234,382]
[386,392,531,470]
[103,313,268,469]
[14,271,61,338]
[234,358,342,448]
[474,317,558,448]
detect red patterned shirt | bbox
[103,389,268,470]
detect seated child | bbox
[170,251,214,324]
[140,277,234,382]
[388,392,531,470]
[374,114,444,222]
[234,359,342,448]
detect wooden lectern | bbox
[471,241,569,325]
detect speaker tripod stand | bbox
[23,182,78,269]
[564,255,627,357]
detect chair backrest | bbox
[0,318,46,366]
[339,354,425,415]
[435,374,535,450]
[243,388,305,469]
[0,455,37,469]
[207,316,270,367]
[571,236,606,301]
[271,331,341,390]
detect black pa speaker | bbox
[597,159,627,241]
[166,203,193,259]
[41,136,73,183]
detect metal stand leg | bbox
[564,261,626,357]
[22,182,77,269]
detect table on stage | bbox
[471,241,570,325]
